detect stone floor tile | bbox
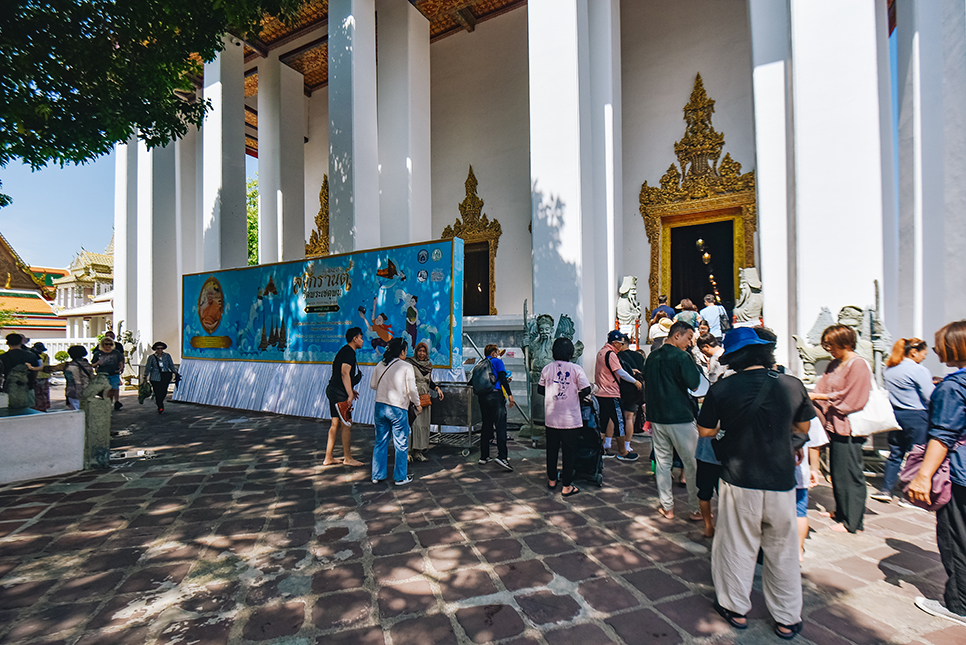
[583,506,628,523]
[0,535,52,557]
[0,579,57,610]
[390,614,458,645]
[48,571,124,604]
[543,623,617,645]
[516,590,581,625]
[455,604,527,643]
[312,563,366,593]
[371,553,426,583]
[476,537,524,564]
[427,544,481,572]
[623,568,688,601]
[545,511,588,529]
[80,547,143,572]
[653,594,731,638]
[635,537,693,563]
[2,601,99,641]
[805,604,900,645]
[318,626,387,645]
[243,600,306,640]
[578,577,640,613]
[0,522,24,538]
[179,580,238,613]
[804,568,869,594]
[543,552,606,582]
[460,521,511,542]
[923,623,966,645]
[415,525,463,547]
[664,557,713,586]
[495,560,554,591]
[157,618,231,645]
[377,579,436,617]
[312,589,371,629]
[523,531,574,555]
[117,562,191,593]
[439,568,499,602]
[606,608,683,644]
[589,545,652,572]
[369,531,416,556]
[502,515,546,534]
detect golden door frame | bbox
[639,73,757,311]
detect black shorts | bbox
[596,396,625,436]
[621,397,640,414]
[696,460,723,501]
[326,386,348,418]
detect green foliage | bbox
[0,0,305,203]
[55,350,70,362]
[247,175,259,266]
[0,309,22,330]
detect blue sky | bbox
[0,154,259,269]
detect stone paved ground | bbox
[1,392,965,645]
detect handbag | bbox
[899,440,965,511]
[419,393,432,408]
[718,306,733,333]
[847,372,900,437]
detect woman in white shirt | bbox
[369,337,421,486]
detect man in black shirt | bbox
[697,327,814,640]
[323,327,365,467]
[1,333,41,391]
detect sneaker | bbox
[371,478,382,484]
[602,450,617,459]
[616,452,640,462]
[915,597,966,626]
[870,491,892,503]
[336,399,353,425]
[897,498,918,509]
[494,458,513,471]
[395,476,414,486]
[478,457,492,465]
[114,401,122,410]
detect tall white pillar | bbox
[942,0,966,326]
[175,125,200,306]
[749,0,795,368]
[529,0,620,370]
[876,0,899,333]
[896,0,943,343]
[376,0,431,246]
[202,36,247,270]
[329,0,380,252]
[258,57,306,263]
[113,136,138,339]
[789,0,886,333]
[137,142,179,354]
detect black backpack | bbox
[471,357,497,395]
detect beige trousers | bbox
[651,421,699,514]
[711,481,802,626]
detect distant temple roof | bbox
[0,231,56,299]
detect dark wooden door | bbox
[670,219,735,312]
[463,241,490,316]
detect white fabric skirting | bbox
[173,359,464,425]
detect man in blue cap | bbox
[594,330,643,459]
[696,327,814,640]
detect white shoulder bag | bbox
[847,359,901,437]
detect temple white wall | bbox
[304,87,329,243]
[619,0,756,300]
[942,0,966,327]
[430,8,532,316]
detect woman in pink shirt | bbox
[539,338,592,496]
[809,324,872,533]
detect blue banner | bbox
[182,239,464,368]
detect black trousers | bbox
[938,483,966,615]
[479,390,507,460]
[828,434,867,532]
[151,372,173,410]
[546,426,579,487]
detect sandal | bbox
[775,621,802,640]
[713,602,748,630]
[657,507,674,520]
[547,481,557,490]
[562,486,580,497]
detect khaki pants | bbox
[651,421,699,514]
[711,481,802,626]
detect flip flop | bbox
[713,602,748,629]
[562,486,580,497]
[775,621,803,640]
[547,481,557,490]
[657,507,674,520]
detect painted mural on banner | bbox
[182,239,464,368]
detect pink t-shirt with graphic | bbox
[539,361,592,429]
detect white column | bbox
[529,0,619,371]
[113,135,138,338]
[137,142,179,353]
[175,125,200,334]
[202,36,247,270]
[896,0,943,342]
[329,0,380,252]
[257,56,281,264]
[943,0,966,326]
[789,0,886,332]
[749,0,795,368]
[877,0,899,333]
[376,0,431,245]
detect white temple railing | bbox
[27,337,100,358]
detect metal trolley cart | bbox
[429,381,481,457]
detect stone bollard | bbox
[80,375,112,469]
[5,364,36,410]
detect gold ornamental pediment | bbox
[305,174,329,258]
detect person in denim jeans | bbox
[477,344,516,471]
[369,337,421,486]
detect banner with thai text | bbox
[182,239,463,368]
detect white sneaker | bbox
[478,457,492,465]
[870,492,892,503]
[494,458,513,471]
[915,597,966,626]
[395,475,414,486]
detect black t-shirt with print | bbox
[696,369,816,491]
[327,345,360,401]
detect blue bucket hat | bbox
[607,330,626,344]
[720,327,773,360]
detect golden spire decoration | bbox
[305,174,329,257]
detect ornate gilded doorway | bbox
[639,74,757,312]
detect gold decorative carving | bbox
[305,174,330,257]
[639,73,757,310]
[441,165,501,315]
